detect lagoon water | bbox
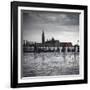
[22,52,79,77]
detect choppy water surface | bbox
[22,52,79,77]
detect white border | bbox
[18,6,84,83]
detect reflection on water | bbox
[22,52,79,77]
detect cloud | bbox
[22,10,79,26]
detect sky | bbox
[21,10,80,45]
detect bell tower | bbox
[42,31,45,44]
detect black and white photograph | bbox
[11,1,87,88]
[22,10,80,77]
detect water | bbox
[22,52,79,77]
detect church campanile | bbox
[42,31,45,44]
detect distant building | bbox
[60,42,72,47]
[45,37,60,47]
[23,31,79,53]
[42,31,45,44]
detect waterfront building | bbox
[23,31,79,53]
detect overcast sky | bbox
[21,10,80,45]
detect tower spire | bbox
[42,30,45,44]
